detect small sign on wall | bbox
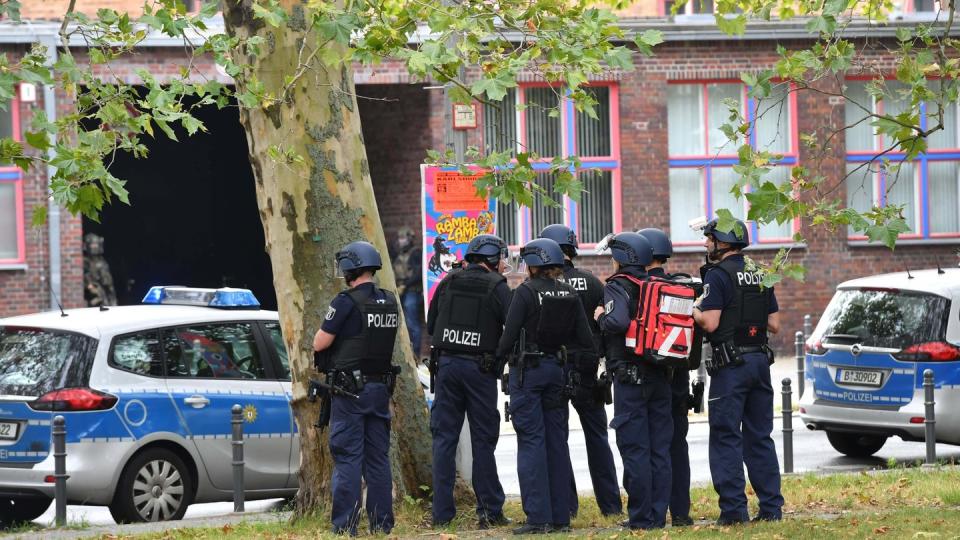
[452,103,478,130]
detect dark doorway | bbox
[83,96,277,309]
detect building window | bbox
[482,83,621,247]
[667,81,799,246]
[844,79,960,239]
[0,96,22,265]
[906,0,952,12]
[662,0,715,15]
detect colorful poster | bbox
[421,165,497,309]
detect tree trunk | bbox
[221,0,433,516]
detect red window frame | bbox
[0,90,23,265]
[844,76,960,240]
[482,81,623,250]
[667,79,800,247]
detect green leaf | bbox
[471,78,512,102]
[251,2,286,27]
[24,131,50,152]
[604,47,634,71]
[31,205,47,228]
[715,14,747,36]
[896,27,913,42]
[805,15,836,35]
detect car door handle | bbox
[184,395,210,408]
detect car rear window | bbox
[814,288,950,349]
[0,327,97,397]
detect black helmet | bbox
[539,224,578,250]
[520,238,565,268]
[608,232,653,267]
[465,234,508,266]
[703,218,749,248]
[336,241,382,273]
[637,228,673,259]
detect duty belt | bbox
[361,372,391,384]
[737,344,766,354]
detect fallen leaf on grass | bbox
[439,534,458,540]
[874,526,892,534]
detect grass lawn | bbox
[85,466,960,538]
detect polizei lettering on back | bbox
[537,290,570,304]
[736,271,765,286]
[442,328,482,347]
[367,313,399,328]
[563,277,588,291]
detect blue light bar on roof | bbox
[142,286,261,310]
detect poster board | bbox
[421,165,497,310]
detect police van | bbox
[799,268,960,457]
[0,287,298,524]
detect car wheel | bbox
[0,497,51,525]
[826,431,888,458]
[109,448,194,523]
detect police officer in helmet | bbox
[692,217,783,525]
[538,224,621,518]
[313,241,400,535]
[637,227,693,527]
[497,238,595,535]
[426,234,511,529]
[594,232,673,530]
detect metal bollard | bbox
[803,314,812,340]
[781,378,794,474]
[231,404,245,512]
[795,331,805,399]
[52,415,67,527]
[924,370,936,466]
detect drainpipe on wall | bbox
[41,33,61,310]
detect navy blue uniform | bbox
[322,283,394,535]
[597,267,672,530]
[560,261,621,517]
[648,267,692,524]
[700,254,784,523]
[496,277,594,529]
[426,264,511,525]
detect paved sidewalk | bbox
[0,511,291,540]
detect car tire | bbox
[826,431,888,457]
[0,497,51,525]
[109,448,194,523]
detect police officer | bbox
[692,218,784,525]
[426,234,511,529]
[594,232,673,530]
[496,238,595,535]
[313,241,399,535]
[637,227,693,527]
[539,224,621,518]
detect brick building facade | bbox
[2,2,958,353]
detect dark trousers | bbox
[430,355,506,523]
[401,290,423,356]
[611,370,673,529]
[669,368,691,521]
[564,364,622,517]
[329,383,393,535]
[708,352,784,522]
[510,358,571,527]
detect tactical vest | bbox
[331,286,399,373]
[561,265,603,356]
[707,257,772,347]
[522,278,580,353]
[430,268,505,354]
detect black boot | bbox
[512,523,552,535]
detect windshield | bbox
[812,288,950,350]
[0,327,97,397]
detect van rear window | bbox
[0,327,97,397]
[815,289,949,349]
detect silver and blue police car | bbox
[799,268,960,457]
[0,287,298,524]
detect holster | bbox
[427,348,439,393]
[386,365,401,395]
[503,400,511,423]
[596,371,614,405]
[615,364,644,385]
[479,353,498,374]
[706,341,743,375]
[689,379,705,413]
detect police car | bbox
[799,268,960,457]
[0,287,297,524]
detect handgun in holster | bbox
[427,348,439,393]
[596,370,614,405]
[563,369,581,400]
[688,379,705,413]
[386,364,401,395]
[504,400,511,423]
[707,341,743,375]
